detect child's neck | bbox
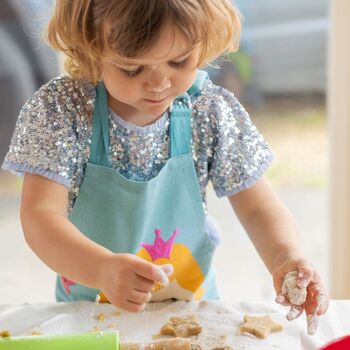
[108,96,168,127]
[118,112,166,127]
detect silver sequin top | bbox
[2,75,273,214]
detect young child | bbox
[2,0,328,334]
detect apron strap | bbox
[90,81,110,167]
[170,94,192,157]
[170,70,208,157]
[187,70,208,97]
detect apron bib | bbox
[56,70,220,302]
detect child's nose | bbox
[145,69,171,93]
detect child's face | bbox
[101,25,200,120]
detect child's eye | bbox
[122,66,144,78]
[120,58,188,78]
[169,58,188,69]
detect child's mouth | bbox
[144,97,168,104]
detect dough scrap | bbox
[239,315,283,339]
[160,314,202,337]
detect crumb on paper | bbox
[31,330,43,336]
[90,326,102,332]
[96,312,106,321]
[216,307,230,314]
[107,322,117,329]
[239,315,283,339]
[0,330,11,337]
[112,311,122,317]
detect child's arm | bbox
[228,176,329,333]
[229,177,302,273]
[20,174,170,311]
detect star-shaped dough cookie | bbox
[160,314,202,337]
[239,315,283,339]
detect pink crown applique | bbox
[142,228,179,261]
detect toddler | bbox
[2,0,328,335]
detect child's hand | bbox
[272,257,329,335]
[97,253,173,312]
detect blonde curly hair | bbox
[47,0,241,84]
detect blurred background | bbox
[0,0,330,303]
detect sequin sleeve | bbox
[1,76,93,189]
[207,84,273,197]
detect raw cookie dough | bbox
[160,314,202,337]
[192,335,232,350]
[239,315,283,339]
[121,337,191,350]
[0,330,11,337]
[282,271,307,305]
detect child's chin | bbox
[146,103,171,116]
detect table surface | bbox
[0,300,349,350]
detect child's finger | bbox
[123,300,146,313]
[158,264,174,277]
[305,279,329,316]
[316,289,329,316]
[134,275,155,293]
[275,294,290,306]
[154,266,170,285]
[305,276,328,335]
[127,289,151,305]
[297,261,314,288]
[304,282,319,314]
[135,260,170,285]
[286,304,303,321]
[307,313,318,335]
[312,272,329,316]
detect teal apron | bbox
[56,70,220,302]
